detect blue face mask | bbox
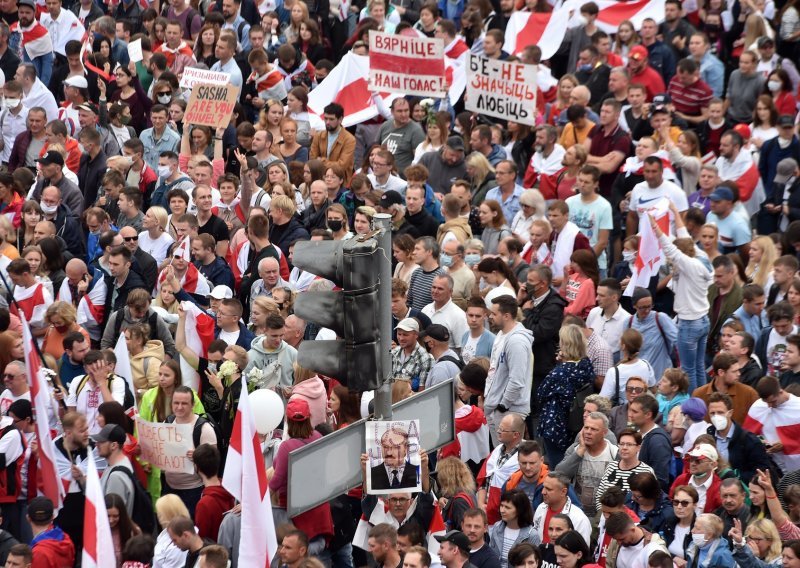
[578,63,593,72]
[465,253,481,267]
[440,253,453,267]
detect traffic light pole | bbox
[372,213,393,420]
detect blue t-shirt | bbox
[706,210,751,253]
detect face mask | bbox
[576,14,588,25]
[465,253,481,266]
[525,283,538,296]
[578,63,592,72]
[119,115,131,126]
[623,250,636,263]
[54,325,69,334]
[440,253,453,267]
[768,80,782,92]
[4,98,19,109]
[705,24,720,33]
[40,203,58,215]
[90,229,101,237]
[691,534,707,548]
[157,165,172,178]
[157,94,172,104]
[328,220,343,232]
[710,414,728,431]
[207,362,218,373]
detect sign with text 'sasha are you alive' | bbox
[368,31,446,97]
[184,83,239,129]
[466,55,537,126]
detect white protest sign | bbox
[135,417,195,474]
[365,419,422,495]
[127,39,143,63]
[368,31,445,97]
[179,67,231,90]
[465,55,537,126]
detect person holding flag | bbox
[158,239,212,307]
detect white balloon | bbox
[250,389,285,435]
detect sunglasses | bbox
[672,499,692,507]
[626,386,645,394]
[123,236,138,242]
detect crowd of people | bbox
[0,0,799,565]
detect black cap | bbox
[778,114,795,128]
[652,93,671,105]
[422,323,450,342]
[446,135,465,152]
[36,151,65,167]
[17,0,35,8]
[379,190,404,209]
[28,497,54,523]
[434,530,470,552]
[92,424,127,445]
[7,399,32,421]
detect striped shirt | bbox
[667,76,714,117]
[594,460,655,511]
[407,266,446,310]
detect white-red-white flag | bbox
[113,333,137,413]
[22,316,65,511]
[744,394,800,473]
[222,386,278,567]
[81,448,115,568]
[178,302,216,392]
[624,201,670,297]
[567,0,666,33]
[503,8,572,59]
[174,237,191,262]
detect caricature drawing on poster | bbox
[366,420,421,494]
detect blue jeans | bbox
[677,315,710,392]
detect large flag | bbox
[179,302,216,391]
[743,395,800,473]
[57,272,107,341]
[113,333,137,412]
[222,386,278,567]
[22,316,65,512]
[623,201,671,297]
[503,8,572,59]
[566,0,666,33]
[82,450,115,568]
[715,151,765,217]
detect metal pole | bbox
[372,213,393,420]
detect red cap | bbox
[629,45,648,61]
[286,398,311,421]
[733,123,751,139]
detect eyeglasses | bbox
[388,497,411,504]
[626,386,646,394]
[123,236,138,242]
[688,456,709,463]
[3,373,21,379]
[618,442,639,448]
[157,92,171,96]
[672,499,692,507]
[636,304,653,311]
[746,536,770,542]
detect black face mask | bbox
[328,220,343,232]
[526,283,537,296]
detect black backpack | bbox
[108,466,157,536]
[76,374,135,410]
[438,354,465,370]
[567,380,596,435]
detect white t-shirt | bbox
[629,180,689,234]
[600,359,656,404]
[565,194,614,269]
[66,375,126,434]
[137,231,175,265]
[461,334,480,364]
[218,329,241,346]
[766,326,798,375]
[0,389,30,415]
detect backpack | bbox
[567,380,595,435]
[108,465,157,535]
[438,355,465,370]
[113,310,160,341]
[76,374,135,410]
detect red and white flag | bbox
[179,302,216,392]
[173,237,191,262]
[58,274,107,340]
[715,152,765,217]
[81,448,115,568]
[353,497,447,556]
[744,394,800,473]
[113,333,137,413]
[22,316,65,512]
[566,0,666,33]
[13,282,52,328]
[503,8,572,60]
[222,386,278,568]
[624,201,670,297]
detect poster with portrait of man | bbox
[366,420,422,495]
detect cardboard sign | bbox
[465,55,537,126]
[184,83,239,129]
[127,39,143,63]
[179,67,231,90]
[368,31,445,97]
[365,420,422,495]
[135,417,195,474]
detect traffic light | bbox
[292,237,383,392]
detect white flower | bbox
[216,360,239,381]
[420,98,435,109]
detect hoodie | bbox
[485,143,507,166]
[418,148,467,195]
[31,525,75,568]
[196,485,235,541]
[130,340,165,396]
[484,323,534,415]
[639,425,674,493]
[290,377,327,428]
[244,337,297,388]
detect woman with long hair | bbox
[286,87,323,147]
[554,530,591,568]
[248,296,281,335]
[326,203,351,240]
[508,122,535,174]
[0,173,23,229]
[38,237,65,294]
[328,384,361,429]
[106,62,152,133]
[699,223,722,262]
[600,329,655,405]
[488,490,538,568]
[466,152,497,205]
[746,235,777,288]
[294,19,326,64]
[0,331,23,376]
[298,159,327,203]
[545,74,579,126]
[41,302,90,360]
[189,125,213,160]
[193,23,219,67]
[663,130,703,195]
[611,19,640,59]
[730,518,783,567]
[476,256,519,307]
[413,112,447,165]
[284,0,310,44]
[561,249,599,319]
[106,493,142,567]
[751,94,779,149]
[22,245,51,296]
[459,9,484,53]
[788,278,800,325]
[16,200,41,252]
[537,325,594,467]
[628,471,674,535]
[260,98,285,143]
[766,69,797,116]
[392,233,419,282]
[436,457,477,531]
[153,495,190,567]
[478,199,511,255]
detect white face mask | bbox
[157,165,172,178]
[40,202,58,215]
[623,250,636,263]
[768,80,782,92]
[691,533,707,548]
[4,98,20,109]
[157,94,172,104]
[710,414,728,431]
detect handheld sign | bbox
[368,31,445,97]
[179,67,231,90]
[184,83,239,129]
[127,39,143,63]
[365,419,422,495]
[465,55,537,126]
[135,417,194,474]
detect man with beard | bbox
[310,103,356,184]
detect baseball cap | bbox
[209,285,233,300]
[422,323,450,343]
[733,123,751,139]
[92,424,127,445]
[775,158,798,184]
[28,497,54,523]
[708,186,734,202]
[36,151,65,167]
[688,443,719,463]
[629,45,648,61]
[652,93,671,106]
[446,135,465,153]
[77,102,99,115]
[680,397,707,422]
[64,75,88,89]
[757,36,775,48]
[778,114,795,128]
[286,398,311,422]
[379,190,404,209]
[434,531,471,553]
[17,0,35,9]
[395,318,419,333]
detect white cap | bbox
[64,75,89,89]
[395,318,419,332]
[209,285,233,299]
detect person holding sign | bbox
[370,425,421,490]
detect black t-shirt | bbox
[197,357,223,423]
[199,214,230,244]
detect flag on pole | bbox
[81,450,115,568]
[222,386,278,567]
[22,316,65,512]
[566,0,666,33]
[179,302,217,391]
[623,200,670,297]
[113,333,137,413]
[503,8,572,59]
